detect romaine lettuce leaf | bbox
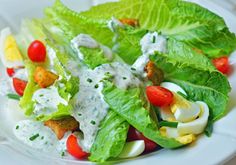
[89,110,129,162]
[42,0,113,47]
[150,54,230,121]
[81,0,236,58]
[102,81,183,148]
[19,60,39,116]
[80,47,111,69]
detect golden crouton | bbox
[119,18,139,27]
[44,117,79,140]
[145,61,164,85]
[34,66,59,88]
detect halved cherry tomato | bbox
[12,78,27,96]
[127,127,158,152]
[6,68,15,77]
[212,56,230,74]
[146,86,174,107]
[66,134,89,159]
[28,40,46,62]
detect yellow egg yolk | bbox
[4,35,23,62]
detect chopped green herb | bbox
[29,134,40,141]
[61,152,65,157]
[123,77,127,80]
[159,121,178,128]
[78,113,82,116]
[16,125,19,130]
[39,94,44,97]
[7,93,21,101]
[177,91,188,99]
[41,136,44,140]
[94,84,99,89]
[131,67,136,71]
[152,35,156,43]
[87,78,93,83]
[90,120,96,125]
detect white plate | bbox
[0,0,236,165]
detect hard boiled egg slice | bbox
[160,127,196,145]
[171,94,201,123]
[160,82,187,96]
[0,27,23,68]
[178,101,209,135]
[160,107,176,121]
[119,140,145,158]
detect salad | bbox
[0,0,235,163]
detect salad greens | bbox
[3,0,235,163]
[81,0,236,57]
[89,110,129,162]
[102,81,183,148]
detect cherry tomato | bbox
[146,86,174,107]
[12,78,27,96]
[28,40,46,62]
[212,56,230,74]
[66,134,89,159]
[127,127,158,152]
[6,68,15,77]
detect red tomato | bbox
[6,68,15,77]
[127,127,158,152]
[12,78,27,96]
[66,134,89,159]
[146,86,174,107]
[212,56,230,74]
[28,40,46,62]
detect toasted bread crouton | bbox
[44,117,79,140]
[119,18,139,27]
[34,66,59,88]
[145,61,164,85]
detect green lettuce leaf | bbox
[81,0,236,57]
[102,82,183,148]
[42,0,113,47]
[89,110,129,162]
[80,47,111,69]
[150,54,230,120]
[19,60,39,116]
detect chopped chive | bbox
[16,125,19,130]
[94,84,99,89]
[39,94,44,97]
[90,120,96,125]
[87,78,93,83]
[159,121,178,128]
[7,93,21,101]
[177,91,188,99]
[152,35,156,43]
[78,113,82,116]
[61,152,65,157]
[123,77,127,80]
[29,134,40,141]
[41,136,44,140]
[131,67,136,71]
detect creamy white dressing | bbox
[70,33,142,152]
[72,62,141,152]
[47,47,57,71]
[71,34,113,61]
[107,17,124,33]
[32,86,68,116]
[14,120,70,156]
[132,32,167,77]
[13,68,28,81]
[13,120,57,151]
[0,78,13,96]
